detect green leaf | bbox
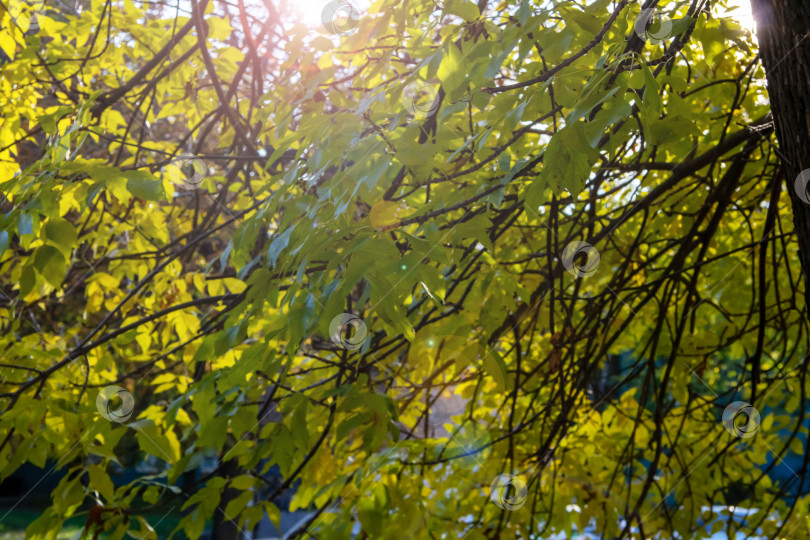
[641,63,663,115]
[17,212,34,236]
[33,245,66,287]
[337,411,373,441]
[438,44,466,99]
[124,170,165,201]
[223,491,253,521]
[43,218,78,251]
[290,395,310,449]
[129,419,181,463]
[446,0,479,22]
[560,5,602,34]
[0,230,9,256]
[192,380,216,425]
[498,151,511,171]
[263,502,281,529]
[88,463,116,502]
[38,107,73,136]
[357,488,386,537]
[669,16,696,38]
[19,263,36,296]
[198,417,229,450]
[517,0,530,25]
[483,351,508,391]
[267,227,294,268]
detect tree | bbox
[749,0,810,309]
[0,0,807,538]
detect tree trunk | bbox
[749,1,810,312]
[211,459,244,540]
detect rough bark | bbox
[750,0,810,313]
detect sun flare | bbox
[289,0,368,31]
[719,0,756,33]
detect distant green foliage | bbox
[0,0,805,538]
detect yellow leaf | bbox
[0,31,16,59]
